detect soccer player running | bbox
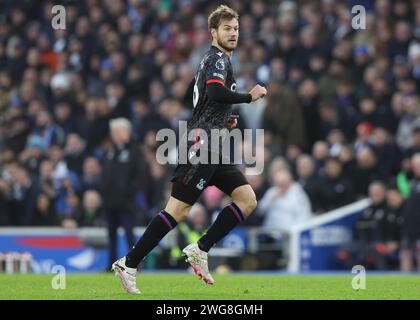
[112,5,267,294]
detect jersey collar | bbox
[211,45,228,59]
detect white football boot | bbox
[182,243,214,285]
[111,257,141,294]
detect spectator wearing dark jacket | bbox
[64,133,87,176]
[262,80,307,150]
[0,178,11,225]
[77,190,105,227]
[319,157,354,212]
[297,79,322,152]
[9,166,39,225]
[296,154,322,213]
[371,127,402,179]
[400,153,420,272]
[403,125,420,158]
[131,98,171,143]
[32,110,65,148]
[337,181,387,269]
[352,146,384,197]
[76,97,111,153]
[369,185,404,270]
[20,135,47,178]
[102,118,145,268]
[31,193,57,226]
[54,171,82,228]
[80,156,102,193]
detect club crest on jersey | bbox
[196,178,206,190]
[215,59,225,70]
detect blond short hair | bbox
[208,5,239,30]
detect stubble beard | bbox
[217,38,237,53]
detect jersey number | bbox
[193,74,199,108]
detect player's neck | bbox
[212,42,233,58]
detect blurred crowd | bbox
[1,0,420,270]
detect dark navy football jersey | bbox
[188,45,236,135]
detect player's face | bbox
[214,18,239,52]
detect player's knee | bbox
[168,209,189,223]
[165,196,192,223]
[237,194,257,216]
[247,196,257,215]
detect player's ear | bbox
[210,28,217,39]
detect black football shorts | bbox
[170,158,248,205]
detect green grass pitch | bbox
[0,273,419,300]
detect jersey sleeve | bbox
[205,54,229,86]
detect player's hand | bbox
[249,85,267,102]
[227,115,239,128]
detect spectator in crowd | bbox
[20,135,46,178]
[262,80,307,151]
[312,140,329,175]
[80,157,102,193]
[371,127,401,179]
[131,98,171,143]
[64,133,87,176]
[295,154,322,213]
[335,80,360,141]
[297,78,322,152]
[354,121,374,153]
[400,153,420,272]
[54,102,77,136]
[319,157,355,211]
[48,144,69,182]
[337,144,357,178]
[55,171,81,228]
[396,95,420,150]
[374,185,404,270]
[36,159,58,202]
[403,125,420,158]
[31,193,56,226]
[337,181,388,269]
[396,154,414,199]
[0,177,11,225]
[32,110,65,149]
[78,190,105,227]
[101,118,144,268]
[352,146,383,197]
[258,169,312,233]
[9,166,39,225]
